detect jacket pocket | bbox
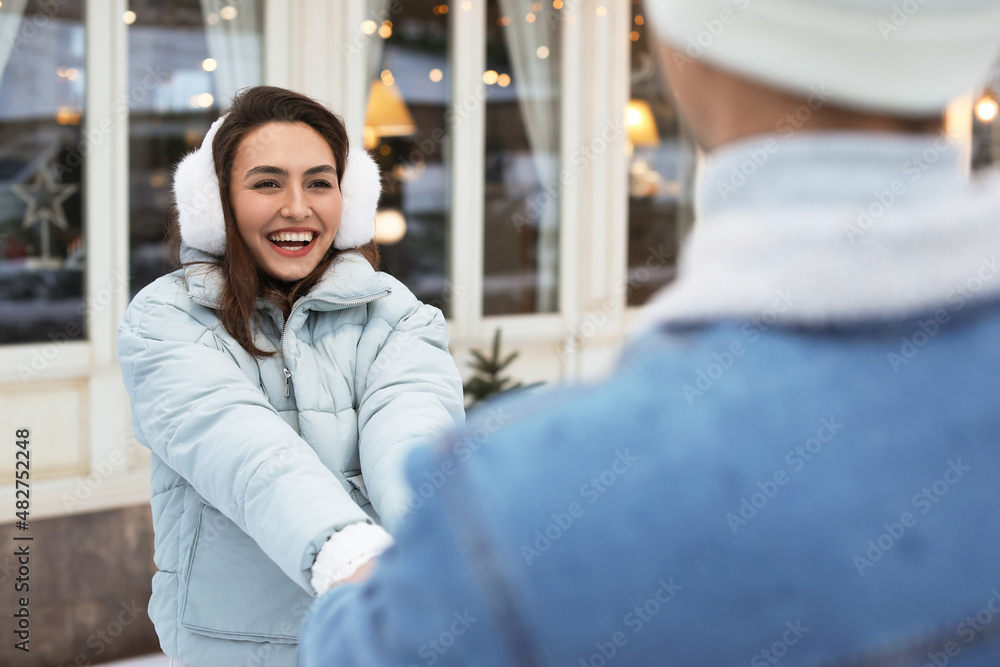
[179,504,313,643]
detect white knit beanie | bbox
[645,0,1000,116]
[173,114,381,256]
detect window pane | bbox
[483,0,561,316]
[364,0,452,316]
[626,0,694,306]
[972,60,999,173]
[0,0,86,345]
[127,0,263,297]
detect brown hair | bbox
[171,86,379,358]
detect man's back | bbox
[435,303,1000,664]
[301,295,1000,665]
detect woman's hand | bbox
[343,557,378,584]
[321,556,378,594]
[311,523,393,595]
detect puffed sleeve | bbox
[354,287,466,532]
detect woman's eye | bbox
[309,180,334,189]
[252,180,279,189]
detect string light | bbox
[189,93,215,108]
[976,96,999,123]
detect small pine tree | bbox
[463,328,525,407]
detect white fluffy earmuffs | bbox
[173,114,381,256]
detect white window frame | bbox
[0,0,648,521]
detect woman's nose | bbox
[281,186,311,221]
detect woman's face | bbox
[229,121,342,283]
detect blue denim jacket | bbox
[299,133,1000,666]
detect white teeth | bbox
[268,231,314,243]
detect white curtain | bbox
[0,0,30,80]
[199,0,262,107]
[499,0,560,312]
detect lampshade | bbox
[364,80,417,149]
[625,99,660,147]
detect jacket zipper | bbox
[277,290,391,398]
[188,289,391,398]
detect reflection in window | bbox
[364,0,452,316]
[972,61,999,173]
[0,0,86,345]
[127,0,262,297]
[483,0,561,316]
[626,0,695,306]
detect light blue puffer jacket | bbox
[117,245,465,667]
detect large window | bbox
[363,0,453,315]
[625,0,694,307]
[0,0,87,344]
[127,0,264,297]
[483,0,561,316]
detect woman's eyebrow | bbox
[243,164,337,178]
[244,165,286,178]
[304,164,337,176]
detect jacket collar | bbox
[636,131,1000,333]
[179,244,390,311]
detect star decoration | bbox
[11,164,79,260]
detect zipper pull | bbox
[283,367,292,398]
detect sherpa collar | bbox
[636,131,1000,333]
[172,114,381,256]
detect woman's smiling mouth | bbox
[267,230,319,256]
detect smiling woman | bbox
[117,86,465,667]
